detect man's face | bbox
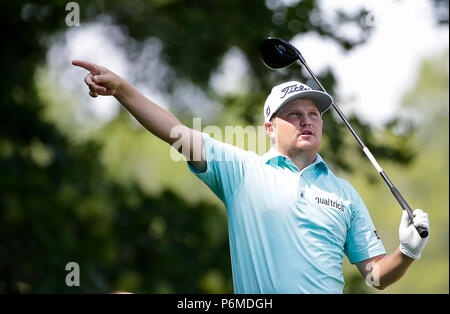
[265,99,323,155]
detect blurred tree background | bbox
[0,0,448,293]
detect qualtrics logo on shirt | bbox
[315,197,346,212]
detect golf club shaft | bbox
[300,61,428,238]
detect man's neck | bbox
[276,145,317,172]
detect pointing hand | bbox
[72,60,123,98]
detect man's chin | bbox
[294,140,317,150]
[288,142,318,153]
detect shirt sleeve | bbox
[187,132,253,204]
[344,184,386,264]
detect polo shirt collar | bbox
[262,146,328,175]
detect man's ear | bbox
[264,121,276,140]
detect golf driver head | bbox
[260,37,303,69]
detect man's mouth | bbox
[299,129,314,136]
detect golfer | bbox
[73,60,430,294]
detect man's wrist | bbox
[114,78,129,101]
[399,245,419,260]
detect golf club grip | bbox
[391,187,428,238]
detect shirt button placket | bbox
[297,173,307,204]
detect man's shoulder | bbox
[201,132,263,162]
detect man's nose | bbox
[299,114,312,126]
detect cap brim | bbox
[277,90,333,115]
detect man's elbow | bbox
[365,275,388,290]
[372,279,391,291]
[373,284,387,291]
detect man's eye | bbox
[309,112,318,117]
[288,112,298,117]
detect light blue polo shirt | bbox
[187,133,386,294]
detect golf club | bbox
[260,37,428,238]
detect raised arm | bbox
[72,60,206,172]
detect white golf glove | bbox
[399,209,430,259]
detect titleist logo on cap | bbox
[280,84,311,99]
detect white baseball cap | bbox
[263,81,333,122]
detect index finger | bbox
[72,60,101,75]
